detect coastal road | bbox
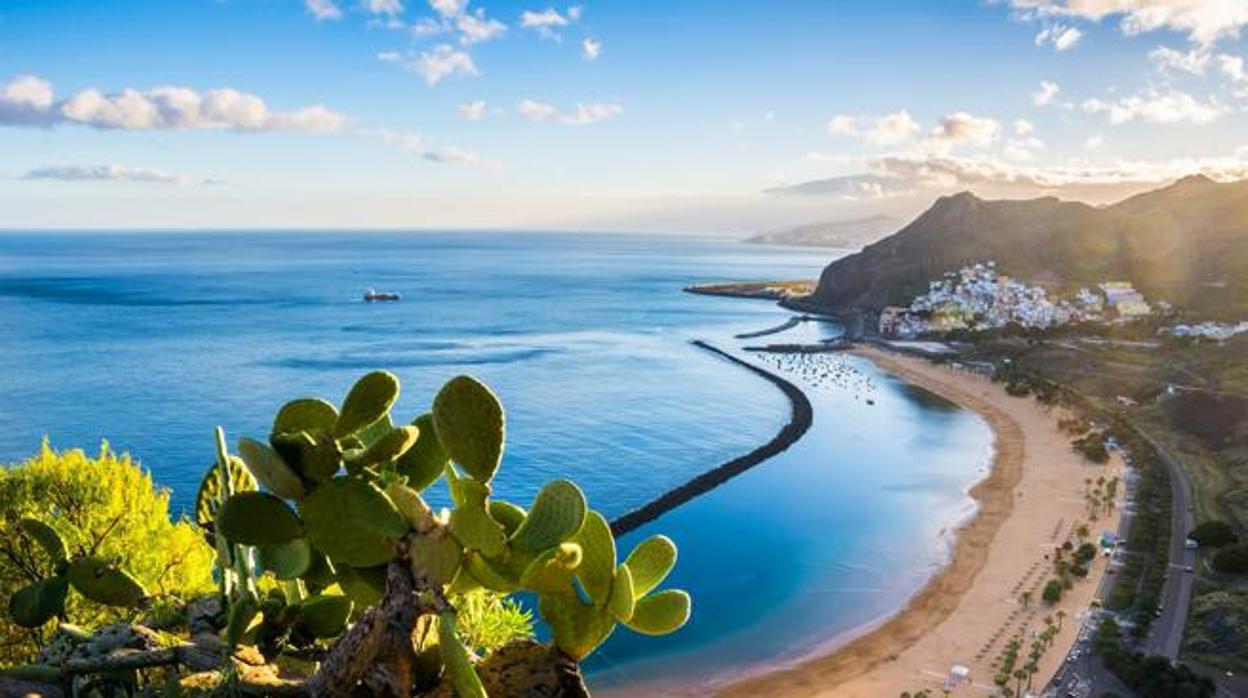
[1135,426,1196,660]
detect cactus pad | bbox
[432,375,505,483]
[488,500,527,536]
[18,519,67,564]
[67,557,146,607]
[335,565,385,609]
[385,481,435,531]
[8,575,69,628]
[258,538,313,580]
[438,611,488,698]
[462,552,521,593]
[273,398,339,435]
[538,592,617,661]
[238,437,307,500]
[225,596,260,648]
[623,535,677,599]
[519,542,582,594]
[271,430,342,485]
[298,594,354,638]
[334,370,400,438]
[217,491,304,546]
[509,480,587,553]
[622,589,690,636]
[194,455,256,530]
[447,476,507,557]
[607,564,636,622]
[395,414,450,491]
[572,510,616,608]
[409,529,463,587]
[346,425,419,471]
[299,477,408,567]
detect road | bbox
[1135,426,1196,660]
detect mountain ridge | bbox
[804,177,1248,319]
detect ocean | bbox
[0,231,991,692]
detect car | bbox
[1185,565,1194,572]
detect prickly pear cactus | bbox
[185,370,691,695]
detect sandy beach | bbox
[713,345,1125,698]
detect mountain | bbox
[804,176,1248,318]
[746,215,898,249]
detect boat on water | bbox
[364,288,401,302]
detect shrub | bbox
[1212,543,1248,575]
[0,442,215,666]
[1189,520,1239,548]
[1042,579,1063,604]
[1073,433,1110,464]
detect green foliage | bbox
[1094,616,1215,697]
[1212,543,1248,574]
[1190,520,1239,548]
[1072,433,1110,464]
[0,442,215,666]
[1042,579,1063,604]
[191,370,688,688]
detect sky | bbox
[3,0,1248,231]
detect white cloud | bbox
[21,164,195,186]
[1085,134,1105,149]
[429,0,466,18]
[1082,88,1227,124]
[926,112,1001,151]
[1009,0,1248,48]
[521,8,571,40]
[1013,118,1035,137]
[368,128,499,169]
[305,0,344,21]
[412,16,451,36]
[517,99,621,125]
[380,45,479,84]
[582,37,601,60]
[567,5,582,21]
[361,0,403,14]
[0,75,55,125]
[1034,23,1083,50]
[1150,45,1210,74]
[825,109,921,147]
[1218,53,1248,82]
[457,100,487,120]
[1032,80,1060,106]
[1003,135,1045,161]
[456,9,507,44]
[0,75,347,132]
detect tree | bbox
[0,442,215,666]
[1212,543,1248,574]
[1056,609,1067,631]
[1019,590,1033,609]
[1189,520,1239,548]
[1042,579,1063,604]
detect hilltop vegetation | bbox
[806,176,1248,319]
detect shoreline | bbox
[711,344,1122,697]
[711,345,1025,696]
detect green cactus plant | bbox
[216,491,304,546]
[178,370,690,695]
[237,437,306,500]
[273,397,339,434]
[432,375,505,483]
[334,370,400,438]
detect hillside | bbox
[746,215,898,249]
[805,176,1248,318]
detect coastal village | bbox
[877,262,1155,338]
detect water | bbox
[0,232,991,692]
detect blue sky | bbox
[3,0,1248,230]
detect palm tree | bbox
[1056,609,1066,631]
[1019,590,1033,609]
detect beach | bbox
[713,344,1125,698]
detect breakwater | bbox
[609,340,814,537]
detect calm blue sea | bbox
[0,232,991,694]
